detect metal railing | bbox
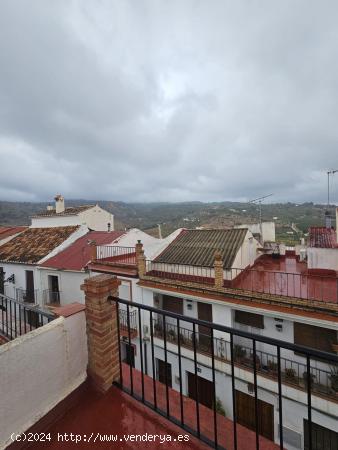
[95,246,136,264]
[153,318,336,399]
[146,260,215,285]
[112,297,338,450]
[43,289,61,305]
[119,308,137,332]
[228,267,338,303]
[16,288,38,304]
[145,261,338,304]
[0,294,55,341]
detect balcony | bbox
[0,294,55,342]
[89,245,138,276]
[144,255,338,310]
[114,298,338,450]
[119,307,138,338]
[153,319,338,402]
[43,289,61,306]
[15,288,38,304]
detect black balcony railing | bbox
[0,294,55,341]
[16,288,38,304]
[153,318,336,400]
[111,297,338,450]
[119,308,137,332]
[43,289,61,305]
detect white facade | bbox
[237,222,276,243]
[307,247,338,271]
[31,197,114,232]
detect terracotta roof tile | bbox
[0,226,28,240]
[154,228,248,268]
[32,205,95,218]
[309,227,337,249]
[0,226,79,264]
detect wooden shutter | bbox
[235,310,264,329]
[162,295,183,314]
[294,322,336,353]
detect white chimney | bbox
[55,194,65,214]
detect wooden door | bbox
[157,359,172,388]
[25,270,35,303]
[123,343,135,368]
[235,390,274,441]
[187,372,214,409]
[198,302,212,351]
[304,419,338,450]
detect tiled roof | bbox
[41,231,125,271]
[0,226,79,264]
[309,227,337,249]
[154,228,248,268]
[32,205,95,218]
[0,226,28,240]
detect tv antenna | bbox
[327,169,338,207]
[249,194,273,226]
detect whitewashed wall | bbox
[307,247,338,271]
[0,311,88,449]
[79,206,114,231]
[38,269,87,305]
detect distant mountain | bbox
[0,199,334,244]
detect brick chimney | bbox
[55,194,65,214]
[214,251,224,289]
[135,240,146,278]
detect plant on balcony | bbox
[302,371,316,388]
[167,328,177,341]
[179,333,187,345]
[234,345,246,362]
[329,366,338,393]
[215,397,226,416]
[285,368,297,381]
[267,360,278,375]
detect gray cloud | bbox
[0,0,338,203]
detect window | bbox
[162,295,183,315]
[235,310,264,329]
[294,322,336,353]
[304,420,338,450]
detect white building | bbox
[31,194,114,231]
[94,227,338,449]
[0,225,87,304]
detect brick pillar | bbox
[214,251,224,289]
[81,274,121,392]
[135,240,146,278]
[89,240,97,262]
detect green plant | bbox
[302,371,316,387]
[330,366,338,392]
[167,329,177,340]
[285,368,296,380]
[267,360,278,373]
[215,398,226,416]
[234,345,246,359]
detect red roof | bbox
[0,226,28,240]
[309,227,337,249]
[41,231,125,271]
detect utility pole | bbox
[249,194,273,243]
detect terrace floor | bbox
[33,383,208,450]
[233,255,338,303]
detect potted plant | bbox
[234,345,247,363]
[167,328,177,341]
[215,398,226,416]
[303,371,316,388]
[285,368,297,382]
[267,360,278,375]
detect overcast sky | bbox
[0,1,338,204]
